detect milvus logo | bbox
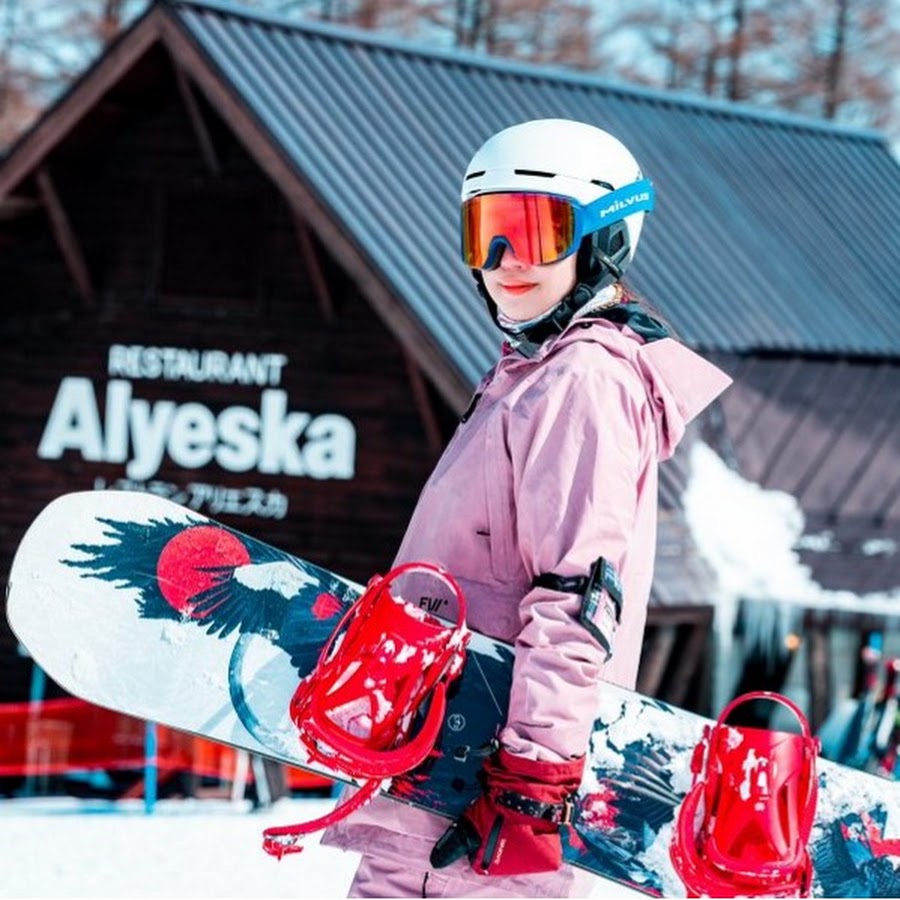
[598,190,652,220]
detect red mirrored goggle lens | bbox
[461,193,576,269]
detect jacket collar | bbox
[503,302,668,361]
[498,306,732,461]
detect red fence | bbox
[0,698,330,791]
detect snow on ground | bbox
[0,795,645,898]
[0,796,359,898]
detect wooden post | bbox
[35,167,96,307]
[293,214,336,324]
[806,611,832,733]
[174,65,221,176]
[404,352,444,459]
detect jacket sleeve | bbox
[499,361,650,762]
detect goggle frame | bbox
[461,179,655,270]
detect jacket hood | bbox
[635,336,732,460]
[546,314,732,461]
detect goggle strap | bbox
[581,179,655,235]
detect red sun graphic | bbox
[156,525,251,615]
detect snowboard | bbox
[7,490,900,897]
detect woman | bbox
[322,118,732,897]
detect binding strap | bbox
[262,778,381,858]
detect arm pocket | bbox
[533,558,624,661]
[578,558,623,662]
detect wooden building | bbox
[2,0,899,719]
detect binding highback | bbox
[262,562,469,857]
[670,691,820,897]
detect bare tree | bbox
[0,0,146,148]
[465,0,599,67]
[824,0,849,117]
[0,0,18,118]
[596,0,899,142]
[100,0,132,42]
[725,0,746,101]
[1,0,898,151]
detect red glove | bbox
[430,747,584,876]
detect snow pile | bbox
[0,796,358,898]
[683,440,900,617]
[683,441,900,707]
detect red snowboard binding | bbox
[262,562,469,857]
[670,691,820,897]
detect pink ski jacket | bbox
[323,309,731,893]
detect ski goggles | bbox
[460,180,655,270]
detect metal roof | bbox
[6,0,900,387]
[160,0,900,383]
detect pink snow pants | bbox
[347,851,597,898]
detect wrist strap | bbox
[495,790,575,826]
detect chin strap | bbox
[476,277,600,357]
[478,282,670,359]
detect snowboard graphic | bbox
[7,491,900,896]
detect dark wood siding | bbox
[0,50,453,701]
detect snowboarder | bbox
[321,118,732,897]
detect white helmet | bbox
[460,119,653,349]
[461,118,650,274]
